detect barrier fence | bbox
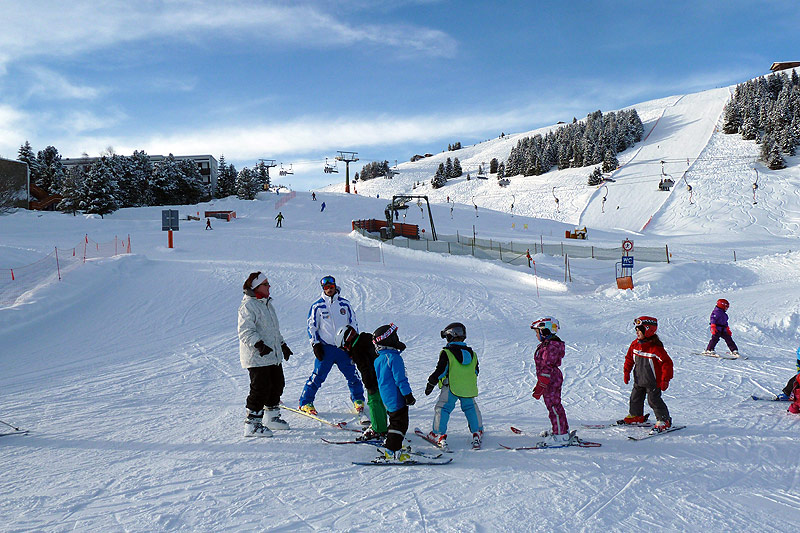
[0,235,131,306]
[354,227,670,265]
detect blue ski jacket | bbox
[374,347,412,412]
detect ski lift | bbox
[601,185,608,213]
[324,158,339,174]
[285,163,293,175]
[552,187,560,212]
[752,168,759,205]
[279,163,290,177]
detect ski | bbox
[321,437,384,446]
[279,404,361,433]
[691,351,741,360]
[413,427,453,453]
[353,457,453,466]
[627,425,687,441]
[345,401,371,427]
[751,394,790,402]
[582,413,653,429]
[0,430,29,438]
[501,429,601,450]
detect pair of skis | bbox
[500,427,601,450]
[580,414,686,440]
[692,351,746,360]
[279,403,362,433]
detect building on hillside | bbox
[62,154,218,194]
[0,157,30,210]
[770,61,800,72]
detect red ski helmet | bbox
[633,316,658,337]
[716,299,730,311]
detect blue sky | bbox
[1,0,797,188]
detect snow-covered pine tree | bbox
[17,141,41,186]
[80,158,117,218]
[255,161,271,190]
[36,146,66,193]
[57,166,85,215]
[177,158,208,204]
[490,158,499,174]
[150,154,182,205]
[431,163,447,189]
[444,158,453,179]
[453,157,462,177]
[587,167,603,186]
[602,149,619,173]
[125,150,153,206]
[236,167,260,200]
[497,162,505,180]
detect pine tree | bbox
[57,166,85,215]
[80,158,117,218]
[36,146,66,193]
[431,163,447,189]
[602,150,619,173]
[587,167,603,186]
[17,141,41,186]
[177,158,208,204]
[125,150,153,206]
[497,162,505,180]
[453,157,462,177]
[150,154,182,205]
[255,161,271,190]
[236,167,260,200]
[490,158,499,174]
[445,157,453,179]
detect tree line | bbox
[15,142,270,217]
[722,70,800,169]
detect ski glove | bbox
[312,343,325,361]
[725,326,732,336]
[254,340,272,356]
[424,382,435,396]
[281,343,292,361]
[624,372,630,385]
[404,393,416,406]
[532,375,551,399]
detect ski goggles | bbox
[633,318,656,326]
[374,323,398,344]
[320,276,336,289]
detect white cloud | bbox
[26,67,102,100]
[0,105,31,158]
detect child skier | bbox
[622,316,673,432]
[335,325,389,441]
[530,317,572,445]
[424,322,483,450]
[703,299,739,356]
[372,324,416,460]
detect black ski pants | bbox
[246,365,285,411]
[629,384,670,422]
[384,406,409,452]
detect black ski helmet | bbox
[440,322,466,342]
[373,323,405,351]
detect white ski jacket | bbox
[238,292,286,368]
[307,292,358,346]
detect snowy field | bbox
[2,85,800,532]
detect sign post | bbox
[162,209,179,248]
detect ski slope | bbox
[2,182,800,531]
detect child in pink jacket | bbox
[531,317,572,444]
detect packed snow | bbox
[2,83,800,532]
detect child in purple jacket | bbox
[531,317,572,444]
[703,299,739,357]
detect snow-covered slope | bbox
[1,186,799,531]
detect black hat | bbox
[373,323,406,351]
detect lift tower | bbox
[258,159,277,189]
[335,151,359,193]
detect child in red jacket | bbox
[622,316,674,432]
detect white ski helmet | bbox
[531,317,559,336]
[335,324,358,351]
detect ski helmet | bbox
[531,317,559,336]
[335,325,358,352]
[716,298,730,311]
[440,322,467,342]
[633,316,658,337]
[373,323,405,351]
[320,275,336,288]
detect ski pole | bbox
[0,419,22,431]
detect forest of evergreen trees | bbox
[431,157,462,189]
[15,142,268,216]
[505,109,643,178]
[721,70,800,169]
[356,160,392,181]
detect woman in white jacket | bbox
[238,272,294,437]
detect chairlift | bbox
[324,158,339,174]
[279,163,288,177]
[285,163,293,175]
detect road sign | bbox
[162,210,179,231]
[622,239,634,252]
[622,256,634,268]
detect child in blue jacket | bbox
[372,324,416,459]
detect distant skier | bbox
[299,276,365,416]
[530,317,572,445]
[702,299,739,357]
[372,323,415,461]
[312,192,317,201]
[622,316,673,432]
[336,325,389,441]
[320,202,326,212]
[238,272,293,437]
[275,211,284,228]
[205,218,212,230]
[778,348,800,406]
[424,322,483,450]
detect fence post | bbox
[561,242,564,256]
[733,250,737,262]
[55,247,61,281]
[448,242,451,254]
[665,244,669,263]
[591,246,594,259]
[499,244,503,261]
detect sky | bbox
[0,0,798,189]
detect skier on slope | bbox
[702,299,739,357]
[336,325,389,441]
[777,347,800,409]
[622,316,673,432]
[275,211,284,228]
[372,323,416,461]
[530,317,572,445]
[423,322,484,450]
[298,276,365,415]
[238,272,293,437]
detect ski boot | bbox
[427,431,449,451]
[471,430,483,449]
[653,419,672,432]
[357,427,383,442]
[381,447,411,462]
[621,414,647,424]
[353,400,365,414]
[244,409,273,438]
[264,406,289,430]
[299,403,318,415]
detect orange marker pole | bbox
[168,229,173,249]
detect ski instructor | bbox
[298,275,366,415]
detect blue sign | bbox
[621,256,634,268]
